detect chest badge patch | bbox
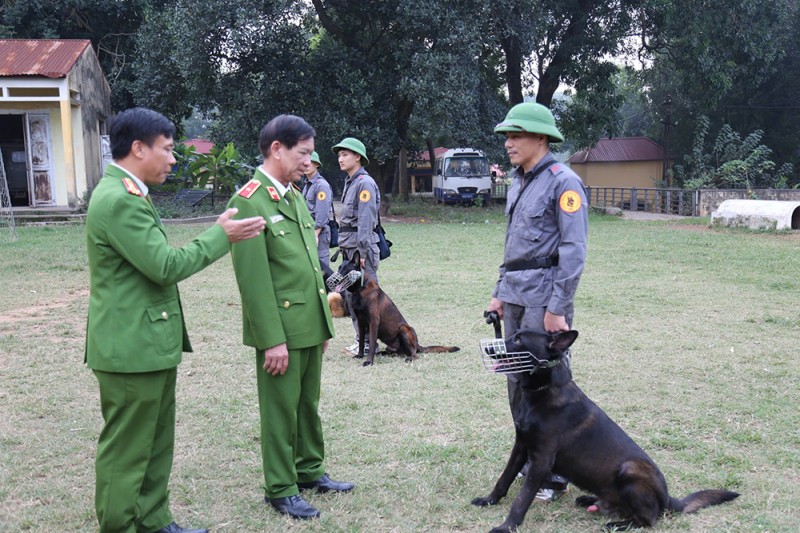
[559,190,582,213]
[317,191,327,201]
[269,214,285,224]
[266,186,281,201]
[238,180,261,198]
[122,177,142,197]
[359,190,371,202]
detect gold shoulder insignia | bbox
[122,177,142,197]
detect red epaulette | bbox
[266,186,280,201]
[122,178,142,197]
[238,180,261,199]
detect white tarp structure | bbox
[711,199,800,230]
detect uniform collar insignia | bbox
[267,186,281,201]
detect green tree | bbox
[167,0,315,162]
[639,0,799,181]
[676,116,793,190]
[307,0,507,196]
[481,0,641,107]
[129,6,193,133]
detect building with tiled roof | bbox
[0,39,111,208]
[567,137,670,189]
[183,139,215,155]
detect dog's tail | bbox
[418,345,460,353]
[669,489,740,514]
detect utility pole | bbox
[661,93,672,187]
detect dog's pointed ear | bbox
[353,250,361,265]
[548,330,578,352]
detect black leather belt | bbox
[339,226,357,233]
[505,255,559,271]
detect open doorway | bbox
[0,114,28,207]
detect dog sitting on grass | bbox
[327,251,459,366]
[472,329,739,532]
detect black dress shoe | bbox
[267,494,321,519]
[297,473,355,493]
[156,522,208,533]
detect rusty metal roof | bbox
[568,137,664,164]
[0,39,92,78]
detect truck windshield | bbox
[444,157,489,177]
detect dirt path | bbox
[620,210,690,221]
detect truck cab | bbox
[433,148,492,205]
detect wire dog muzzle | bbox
[479,338,562,375]
[326,270,362,293]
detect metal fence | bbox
[492,184,700,216]
[586,187,700,216]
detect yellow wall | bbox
[571,161,664,188]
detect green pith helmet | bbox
[331,137,369,165]
[494,102,565,143]
[310,151,321,166]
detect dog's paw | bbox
[489,525,516,533]
[471,496,497,507]
[362,360,373,367]
[603,520,635,532]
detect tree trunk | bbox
[398,147,409,201]
[426,138,437,195]
[501,35,524,105]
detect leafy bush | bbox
[676,116,794,189]
[171,142,254,195]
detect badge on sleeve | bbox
[317,191,327,201]
[559,190,582,213]
[359,190,371,202]
[238,179,261,198]
[122,177,142,197]
[266,186,281,201]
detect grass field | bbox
[1,206,799,532]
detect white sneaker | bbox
[534,487,567,503]
[344,341,367,356]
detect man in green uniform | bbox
[228,114,354,520]
[85,107,265,533]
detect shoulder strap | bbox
[508,158,555,222]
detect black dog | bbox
[331,251,459,366]
[472,329,739,532]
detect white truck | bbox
[433,148,493,205]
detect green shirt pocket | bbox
[145,298,183,355]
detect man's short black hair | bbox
[109,108,176,160]
[259,115,315,157]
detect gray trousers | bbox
[317,231,331,273]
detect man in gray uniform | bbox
[331,137,380,355]
[303,151,334,273]
[486,102,588,502]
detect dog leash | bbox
[484,310,502,339]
